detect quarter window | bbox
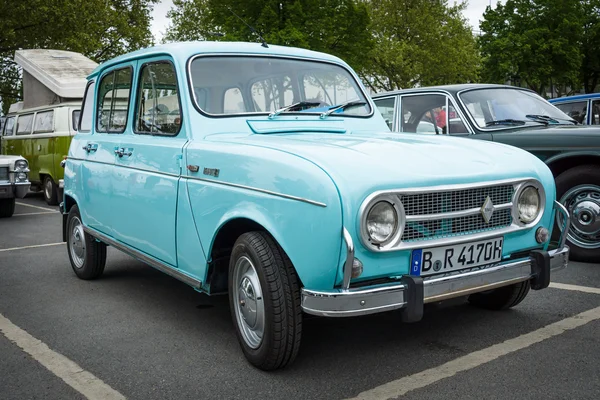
[135,61,181,135]
[79,81,95,132]
[374,97,396,130]
[592,100,600,125]
[97,68,132,133]
[3,116,15,136]
[554,101,587,124]
[33,110,54,133]
[16,114,34,135]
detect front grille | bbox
[0,167,8,181]
[402,208,512,242]
[400,185,514,216]
[399,184,515,242]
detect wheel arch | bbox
[61,193,79,242]
[546,153,600,178]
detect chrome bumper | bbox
[0,181,30,199]
[301,201,571,318]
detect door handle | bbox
[82,143,98,153]
[114,147,132,157]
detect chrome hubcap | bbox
[559,185,600,249]
[232,256,264,349]
[44,179,53,199]
[69,216,86,268]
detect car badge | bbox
[481,196,494,223]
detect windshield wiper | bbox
[320,100,367,118]
[526,114,577,125]
[268,101,322,119]
[485,119,527,127]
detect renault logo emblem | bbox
[481,196,494,223]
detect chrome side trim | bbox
[184,175,327,207]
[301,246,569,317]
[341,228,354,291]
[82,226,203,290]
[554,200,571,249]
[404,202,513,222]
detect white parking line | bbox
[0,243,64,253]
[13,212,57,217]
[347,306,600,400]
[0,313,126,400]
[550,282,600,295]
[15,202,58,212]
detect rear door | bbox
[111,57,185,266]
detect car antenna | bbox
[226,7,269,48]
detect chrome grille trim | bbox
[0,167,9,182]
[358,177,546,252]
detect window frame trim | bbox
[96,65,134,134]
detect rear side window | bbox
[2,116,15,136]
[33,110,54,133]
[16,114,34,135]
[135,61,181,135]
[79,81,95,132]
[97,68,133,133]
[554,101,587,124]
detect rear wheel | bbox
[467,281,530,310]
[43,176,58,206]
[66,205,107,280]
[0,198,16,218]
[228,231,302,371]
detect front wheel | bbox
[554,165,600,263]
[0,198,15,218]
[228,231,302,371]
[43,176,58,206]
[467,281,530,310]
[66,205,107,280]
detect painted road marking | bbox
[347,306,600,400]
[550,282,600,295]
[15,202,58,212]
[13,212,57,217]
[0,313,126,400]
[0,243,64,253]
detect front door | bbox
[111,58,185,266]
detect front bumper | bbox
[301,201,571,318]
[0,181,31,199]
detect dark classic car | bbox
[373,84,600,262]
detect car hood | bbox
[208,130,553,199]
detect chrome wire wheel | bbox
[559,184,600,249]
[232,255,265,349]
[69,216,86,269]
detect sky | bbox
[151,0,505,42]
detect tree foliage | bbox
[478,0,595,96]
[0,0,157,114]
[362,0,480,92]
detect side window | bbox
[447,101,469,134]
[224,87,246,113]
[97,68,132,133]
[251,76,293,112]
[72,110,81,131]
[374,97,396,130]
[135,61,181,135]
[591,100,600,125]
[33,110,54,133]
[16,114,34,135]
[555,101,587,124]
[400,94,446,134]
[3,116,15,136]
[79,81,95,132]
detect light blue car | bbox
[60,41,570,370]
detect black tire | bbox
[228,231,302,371]
[467,281,530,310]
[0,198,15,218]
[553,165,600,263]
[43,175,58,206]
[66,205,107,280]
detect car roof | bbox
[371,83,535,98]
[548,93,600,103]
[88,41,348,78]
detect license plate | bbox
[410,237,503,277]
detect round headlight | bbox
[16,172,27,181]
[15,159,28,170]
[518,186,541,223]
[366,201,398,244]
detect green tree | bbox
[479,0,583,96]
[0,0,157,114]
[581,0,600,93]
[362,0,480,92]
[165,0,372,74]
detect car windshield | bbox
[459,88,576,129]
[188,56,370,117]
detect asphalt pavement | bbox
[1,193,599,400]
